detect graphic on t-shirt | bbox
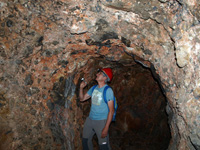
[92,89,102,105]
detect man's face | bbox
[96,70,107,82]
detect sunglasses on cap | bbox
[97,68,107,77]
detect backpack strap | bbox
[91,85,98,94]
[103,85,117,121]
[103,85,111,104]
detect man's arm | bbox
[101,100,114,138]
[79,81,91,102]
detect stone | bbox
[30,108,37,115]
[6,20,13,27]
[176,48,189,67]
[193,87,200,99]
[36,36,43,46]
[46,100,54,111]
[158,0,168,3]
[24,74,33,85]
[121,37,131,47]
[24,46,33,58]
[190,134,200,150]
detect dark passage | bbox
[81,57,171,150]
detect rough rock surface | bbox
[0,0,199,149]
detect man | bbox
[79,68,115,150]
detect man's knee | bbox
[99,143,109,150]
[82,138,89,150]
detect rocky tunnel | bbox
[44,54,171,150]
[0,0,200,150]
[76,57,171,150]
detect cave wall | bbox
[0,0,200,150]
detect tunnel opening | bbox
[77,56,171,150]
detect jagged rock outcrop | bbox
[0,0,199,149]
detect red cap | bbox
[102,68,113,82]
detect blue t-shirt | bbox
[87,84,114,120]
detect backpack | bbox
[91,85,118,121]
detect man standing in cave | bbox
[79,68,115,150]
